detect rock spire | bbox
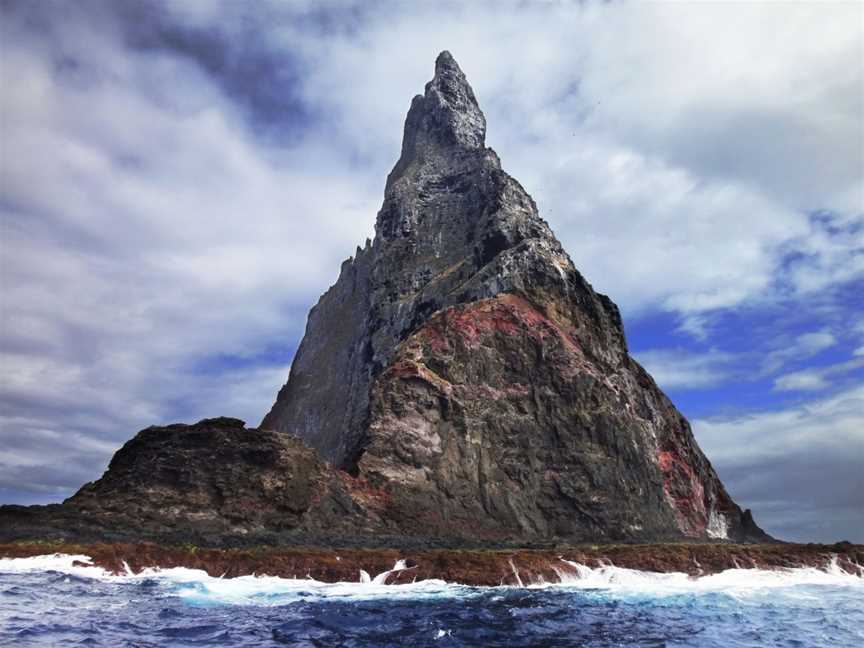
[260,52,769,543]
[0,52,771,547]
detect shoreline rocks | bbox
[1,541,860,587]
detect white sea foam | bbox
[372,558,410,584]
[0,553,113,578]
[549,557,863,597]
[0,554,456,606]
[1,553,860,606]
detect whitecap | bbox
[0,553,112,579]
[2,552,860,606]
[547,556,863,598]
[0,554,462,606]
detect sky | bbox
[0,0,861,543]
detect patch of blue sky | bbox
[189,344,297,377]
[627,276,862,419]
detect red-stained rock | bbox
[355,293,768,545]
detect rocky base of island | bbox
[2,541,860,587]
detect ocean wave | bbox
[547,557,863,597]
[1,552,860,607]
[0,553,461,606]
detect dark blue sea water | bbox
[1,554,862,647]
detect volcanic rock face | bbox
[0,52,769,547]
[262,52,768,543]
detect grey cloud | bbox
[121,6,315,142]
[1,1,862,511]
[695,386,864,542]
[0,2,375,501]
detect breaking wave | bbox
[2,553,862,647]
[549,556,863,594]
[1,552,860,604]
[0,553,462,606]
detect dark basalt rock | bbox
[263,51,628,471]
[0,418,373,546]
[68,418,333,533]
[0,52,771,547]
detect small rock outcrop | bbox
[66,418,338,536]
[21,418,361,544]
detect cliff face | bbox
[261,52,768,543]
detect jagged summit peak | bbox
[423,50,485,149]
[434,50,459,73]
[386,52,487,192]
[429,51,474,104]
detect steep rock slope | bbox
[263,52,768,543]
[263,51,625,468]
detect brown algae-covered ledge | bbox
[1,542,861,587]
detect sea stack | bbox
[0,52,770,547]
[262,51,768,544]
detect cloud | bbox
[790,331,837,355]
[780,214,864,297]
[633,349,739,391]
[773,357,864,392]
[0,0,861,522]
[1,2,375,501]
[581,4,863,215]
[761,329,837,375]
[773,371,830,393]
[694,385,864,542]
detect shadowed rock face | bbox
[261,52,769,543]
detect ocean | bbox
[1,554,861,647]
